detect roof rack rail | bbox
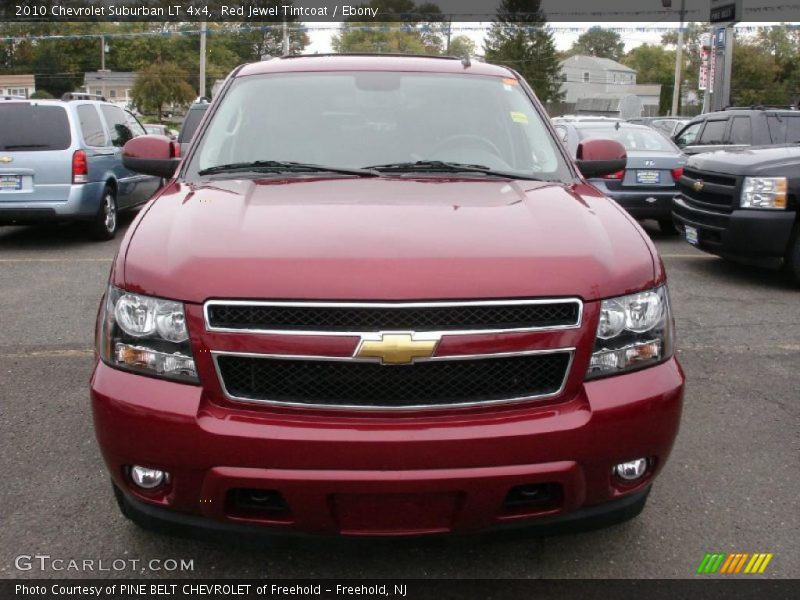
[61,92,106,102]
[724,104,797,111]
[279,52,463,61]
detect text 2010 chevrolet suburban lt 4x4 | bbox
[91,55,684,538]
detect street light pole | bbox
[199,21,207,99]
[670,0,686,116]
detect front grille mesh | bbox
[207,301,580,332]
[680,168,738,212]
[216,352,571,408]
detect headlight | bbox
[741,177,787,209]
[98,286,198,383]
[586,286,673,379]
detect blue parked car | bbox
[0,94,161,239]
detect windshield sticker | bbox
[510,112,529,124]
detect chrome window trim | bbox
[203,298,584,337]
[211,347,575,411]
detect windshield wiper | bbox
[363,160,546,181]
[197,160,380,177]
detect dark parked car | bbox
[673,107,800,156]
[672,145,800,283]
[554,119,687,233]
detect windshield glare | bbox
[189,72,571,181]
[578,126,678,153]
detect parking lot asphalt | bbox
[0,215,797,580]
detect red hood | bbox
[118,177,658,303]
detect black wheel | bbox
[89,185,117,240]
[658,218,678,235]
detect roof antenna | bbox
[461,55,471,68]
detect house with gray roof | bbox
[82,70,136,104]
[559,55,662,117]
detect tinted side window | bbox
[178,107,206,144]
[767,116,787,143]
[100,105,133,147]
[125,111,147,137]
[0,104,71,151]
[729,116,752,145]
[675,121,702,147]
[77,105,108,147]
[786,116,800,143]
[698,120,727,145]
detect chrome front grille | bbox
[205,298,582,410]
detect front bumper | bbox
[91,358,684,537]
[673,195,796,264]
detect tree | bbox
[332,1,445,55]
[132,61,195,122]
[483,0,563,103]
[570,27,624,61]
[661,22,710,112]
[623,44,676,115]
[448,35,475,58]
[730,37,784,106]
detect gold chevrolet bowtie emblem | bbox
[0,156,12,164]
[693,180,704,192]
[355,333,438,365]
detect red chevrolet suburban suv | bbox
[91,55,684,538]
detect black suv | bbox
[672,145,800,282]
[673,107,800,155]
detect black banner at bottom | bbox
[4,580,799,600]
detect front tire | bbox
[89,186,118,241]
[658,218,678,235]
[784,231,800,285]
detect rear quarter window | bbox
[786,116,800,143]
[77,105,108,147]
[0,103,71,151]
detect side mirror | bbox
[122,135,180,179]
[575,138,627,178]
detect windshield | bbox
[0,103,71,151]
[577,126,677,153]
[186,72,571,181]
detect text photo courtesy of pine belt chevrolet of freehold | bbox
[89,55,684,538]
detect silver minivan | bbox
[0,95,161,239]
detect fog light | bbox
[130,465,167,489]
[613,458,648,481]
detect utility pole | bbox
[199,21,207,99]
[282,20,290,56]
[100,34,106,71]
[668,0,686,116]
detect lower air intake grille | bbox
[215,352,572,409]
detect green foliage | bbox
[448,35,476,58]
[622,44,676,114]
[332,1,445,55]
[29,89,53,99]
[132,61,196,122]
[483,0,563,104]
[569,27,624,61]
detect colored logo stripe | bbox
[697,553,773,574]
